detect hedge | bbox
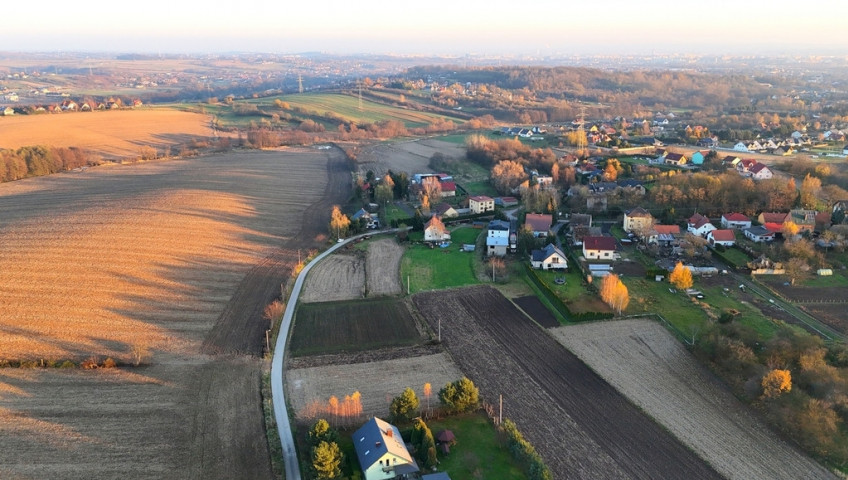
[524,264,613,322]
[501,419,552,480]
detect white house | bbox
[486,219,510,257]
[707,229,736,247]
[353,418,419,480]
[469,195,495,214]
[721,213,751,229]
[623,207,653,233]
[531,244,568,270]
[424,216,451,242]
[749,162,773,180]
[744,225,775,243]
[688,213,716,237]
[582,236,616,260]
[733,141,749,152]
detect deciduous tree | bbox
[762,369,792,398]
[784,257,811,286]
[421,176,442,201]
[599,274,629,314]
[669,262,693,290]
[329,205,350,240]
[491,160,526,195]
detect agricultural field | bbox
[551,320,835,480]
[0,108,218,160]
[414,286,721,479]
[289,298,422,356]
[0,148,350,479]
[365,238,404,296]
[355,137,468,178]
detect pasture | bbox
[401,227,481,293]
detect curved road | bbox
[270,230,402,479]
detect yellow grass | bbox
[0,109,215,159]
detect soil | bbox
[355,138,467,178]
[802,304,848,335]
[760,278,847,303]
[551,320,835,480]
[512,296,559,328]
[366,238,404,296]
[300,254,367,303]
[414,285,722,480]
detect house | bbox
[687,213,716,237]
[432,203,458,218]
[649,224,681,245]
[525,213,552,238]
[749,162,773,180]
[733,141,749,152]
[721,213,751,229]
[744,225,775,243]
[758,212,788,233]
[422,474,452,480]
[353,417,419,480]
[789,209,818,234]
[439,181,456,197]
[623,207,653,234]
[487,220,510,257]
[494,196,519,207]
[737,159,757,175]
[721,155,741,166]
[468,195,495,214]
[707,229,736,247]
[2,106,14,116]
[843,145,848,155]
[352,208,380,229]
[664,152,687,166]
[424,216,451,242]
[690,151,708,165]
[583,236,616,260]
[531,244,568,270]
[617,179,646,195]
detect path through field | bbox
[0,147,350,479]
[414,286,721,480]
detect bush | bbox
[59,360,76,369]
[439,377,479,414]
[102,357,117,368]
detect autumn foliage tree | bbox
[328,205,350,240]
[491,160,527,195]
[669,262,693,290]
[599,274,629,314]
[762,369,792,398]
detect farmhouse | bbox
[648,224,681,245]
[468,195,495,214]
[749,162,773,180]
[352,208,380,229]
[744,226,775,243]
[525,213,552,237]
[531,244,568,270]
[687,213,716,237]
[758,212,788,233]
[432,203,459,218]
[707,229,736,247]
[664,152,687,166]
[353,417,419,480]
[424,216,451,242]
[487,219,510,257]
[623,207,653,233]
[582,236,616,260]
[721,213,751,229]
[439,181,456,197]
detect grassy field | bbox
[534,268,611,314]
[401,227,481,293]
[290,298,422,356]
[716,247,751,269]
[623,277,710,334]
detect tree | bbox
[329,205,351,240]
[761,369,792,398]
[800,173,822,209]
[311,440,342,479]
[599,274,629,314]
[439,377,479,413]
[421,176,442,201]
[781,220,800,238]
[410,418,437,469]
[423,382,432,414]
[491,160,526,195]
[375,182,393,210]
[389,387,419,423]
[669,262,693,290]
[308,419,338,446]
[784,257,811,286]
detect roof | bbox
[433,203,455,215]
[488,219,510,231]
[688,213,711,229]
[625,207,652,218]
[722,213,749,222]
[351,208,370,220]
[440,181,456,192]
[583,236,616,251]
[745,226,774,236]
[709,229,736,242]
[469,195,493,202]
[353,418,416,472]
[425,216,447,234]
[525,213,552,233]
[653,224,680,235]
[488,236,509,247]
[532,243,566,262]
[749,163,770,174]
[665,153,685,161]
[570,213,592,227]
[422,473,452,480]
[760,212,788,224]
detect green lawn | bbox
[533,268,611,314]
[800,271,848,287]
[401,227,482,293]
[716,247,751,269]
[699,285,780,338]
[462,180,499,197]
[623,277,710,334]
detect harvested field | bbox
[0,147,351,478]
[0,108,218,161]
[300,254,366,302]
[286,352,463,424]
[551,320,834,480]
[356,138,467,178]
[802,304,848,336]
[290,298,422,356]
[761,278,847,303]
[414,286,721,480]
[513,296,558,327]
[365,238,404,296]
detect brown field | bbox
[551,320,834,480]
[0,109,217,160]
[356,138,467,177]
[414,286,721,480]
[286,352,463,424]
[0,148,351,479]
[365,238,404,296]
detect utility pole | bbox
[438,318,441,342]
[298,74,304,94]
[265,330,270,354]
[499,394,503,425]
[492,260,495,282]
[407,275,410,295]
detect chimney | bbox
[385,428,393,438]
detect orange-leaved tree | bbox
[669,262,693,290]
[600,273,629,315]
[762,369,792,398]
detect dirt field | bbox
[552,320,834,480]
[286,352,463,424]
[512,296,558,327]
[0,109,219,160]
[356,138,467,177]
[0,147,351,478]
[414,286,721,480]
[365,238,404,296]
[802,304,848,335]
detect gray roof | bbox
[744,226,773,236]
[531,243,566,263]
[422,473,452,480]
[352,417,417,473]
[488,219,510,231]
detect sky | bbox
[3,0,848,56]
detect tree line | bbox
[1,145,97,183]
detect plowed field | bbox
[550,320,834,480]
[414,286,721,480]
[0,147,351,479]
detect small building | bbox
[495,196,519,207]
[690,150,709,165]
[582,236,616,260]
[749,162,773,180]
[525,213,552,238]
[708,229,736,247]
[2,106,14,116]
[531,244,568,270]
[664,152,687,166]
[687,213,716,237]
[432,203,459,218]
[439,181,456,197]
[486,220,510,257]
[353,417,419,480]
[757,212,788,233]
[352,208,380,229]
[649,224,681,245]
[789,209,818,234]
[744,226,775,243]
[424,216,451,242]
[623,207,653,233]
[468,195,495,214]
[721,213,751,229]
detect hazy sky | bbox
[3,0,847,55]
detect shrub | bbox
[81,357,99,369]
[102,357,117,368]
[439,377,479,414]
[59,360,76,369]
